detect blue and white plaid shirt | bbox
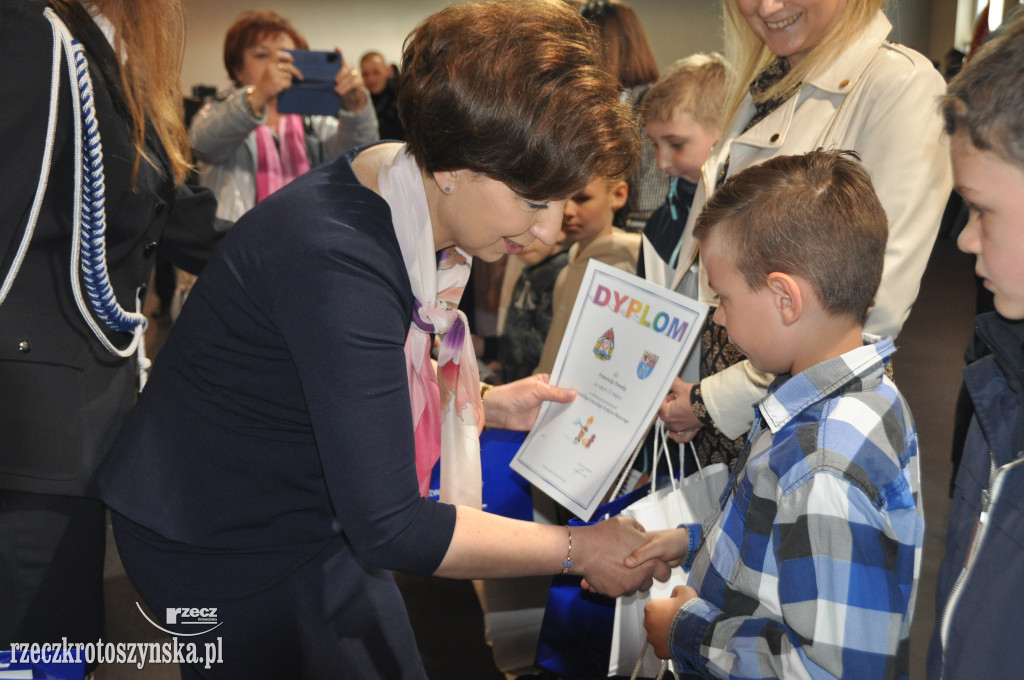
[672,336,923,680]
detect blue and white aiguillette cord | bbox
[0,9,151,387]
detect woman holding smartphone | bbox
[189,9,379,229]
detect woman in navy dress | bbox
[99,2,662,678]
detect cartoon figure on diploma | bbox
[572,416,597,447]
[593,328,615,361]
[637,350,658,380]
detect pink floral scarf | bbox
[254,114,310,202]
[377,147,484,508]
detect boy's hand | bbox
[644,585,699,659]
[659,378,702,441]
[625,528,688,571]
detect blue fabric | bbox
[535,481,665,680]
[0,650,84,679]
[428,429,533,521]
[535,574,617,680]
[927,313,1024,679]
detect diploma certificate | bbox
[511,260,708,520]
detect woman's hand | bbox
[251,49,299,115]
[573,516,660,597]
[581,527,683,595]
[333,51,369,113]
[482,374,576,431]
[659,377,702,443]
[644,585,698,659]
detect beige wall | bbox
[929,0,961,62]
[181,0,950,95]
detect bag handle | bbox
[610,420,702,499]
[630,640,668,680]
[653,420,672,490]
[655,422,719,514]
[655,420,704,487]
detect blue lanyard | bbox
[667,178,685,269]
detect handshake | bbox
[570,515,682,596]
[570,515,698,661]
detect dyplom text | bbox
[591,285,689,341]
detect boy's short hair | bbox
[642,52,728,133]
[941,10,1024,171]
[693,150,887,324]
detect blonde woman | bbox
[660,0,952,468]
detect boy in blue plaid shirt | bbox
[631,149,923,679]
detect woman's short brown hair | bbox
[694,150,888,324]
[399,0,639,202]
[579,0,659,88]
[223,10,308,86]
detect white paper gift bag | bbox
[609,424,729,678]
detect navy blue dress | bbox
[99,151,457,679]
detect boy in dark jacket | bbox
[927,10,1024,679]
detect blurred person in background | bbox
[580,0,670,233]
[189,9,378,231]
[361,49,405,141]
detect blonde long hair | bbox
[720,0,885,129]
[52,0,191,184]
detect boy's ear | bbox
[765,272,802,326]
[610,180,629,211]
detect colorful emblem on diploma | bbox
[593,328,615,361]
[572,416,597,448]
[637,350,658,379]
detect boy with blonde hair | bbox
[633,53,727,481]
[639,52,727,290]
[632,150,923,679]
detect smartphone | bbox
[276,49,342,116]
